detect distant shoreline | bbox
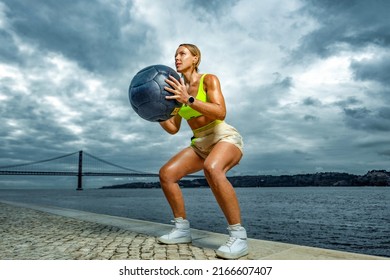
[101,170,390,189]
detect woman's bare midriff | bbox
[187,115,219,130]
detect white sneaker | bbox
[216,225,248,259]
[158,218,192,244]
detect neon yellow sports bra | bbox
[178,74,208,120]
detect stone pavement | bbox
[0,202,218,260]
[0,200,387,260]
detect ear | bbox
[193,56,198,64]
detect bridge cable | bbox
[0,151,79,169]
[83,151,149,174]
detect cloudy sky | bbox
[1,0,389,188]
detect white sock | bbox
[228,223,243,231]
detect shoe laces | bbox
[224,236,238,247]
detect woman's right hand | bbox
[164,75,191,105]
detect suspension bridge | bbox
[0,151,194,190]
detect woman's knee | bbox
[159,165,171,184]
[203,160,224,180]
[159,164,181,186]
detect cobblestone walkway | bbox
[0,202,219,260]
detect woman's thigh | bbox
[160,147,205,181]
[204,141,243,174]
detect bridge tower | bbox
[77,150,83,191]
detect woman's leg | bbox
[204,141,248,259]
[203,141,243,225]
[159,147,204,219]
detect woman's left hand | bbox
[164,75,190,104]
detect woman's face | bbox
[175,46,197,73]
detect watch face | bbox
[189,96,195,104]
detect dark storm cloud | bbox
[350,54,390,85]
[2,0,151,74]
[188,0,239,17]
[257,72,294,106]
[231,72,294,136]
[297,0,390,57]
[334,96,362,108]
[343,106,390,132]
[1,88,79,158]
[378,107,390,119]
[0,30,21,63]
[302,97,322,106]
[303,114,318,122]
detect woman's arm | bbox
[190,74,226,120]
[159,114,182,134]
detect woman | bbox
[158,43,248,259]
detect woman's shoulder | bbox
[201,73,221,93]
[202,73,220,85]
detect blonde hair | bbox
[179,43,201,72]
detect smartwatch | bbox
[187,96,195,105]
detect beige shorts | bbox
[190,120,244,159]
